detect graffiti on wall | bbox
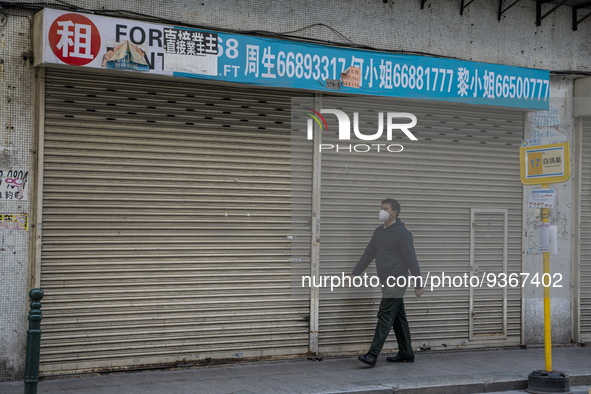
[0,170,28,201]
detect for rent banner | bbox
[34,8,550,110]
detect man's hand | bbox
[415,288,425,297]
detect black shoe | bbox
[386,355,414,363]
[358,353,377,367]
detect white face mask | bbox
[378,209,391,221]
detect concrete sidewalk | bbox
[1,346,590,394]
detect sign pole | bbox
[541,198,552,372]
[520,143,570,392]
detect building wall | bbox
[0,0,587,380]
[0,8,35,381]
[63,0,589,72]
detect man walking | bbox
[352,198,424,367]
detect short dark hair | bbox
[382,198,401,215]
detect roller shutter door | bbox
[39,69,312,375]
[581,119,591,341]
[317,96,524,354]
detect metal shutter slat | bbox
[316,96,523,352]
[580,118,591,340]
[40,69,312,375]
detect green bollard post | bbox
[24,288,44,394]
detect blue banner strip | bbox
[171,30,550,110]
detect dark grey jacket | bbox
[352,219,422,288]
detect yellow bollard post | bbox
[528,202,569,392]
[541,206,552,372]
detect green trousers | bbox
[368,290,414,358]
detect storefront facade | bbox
[1,0,590,380]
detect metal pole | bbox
[309,94,322,357]
[24,288,44,394]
